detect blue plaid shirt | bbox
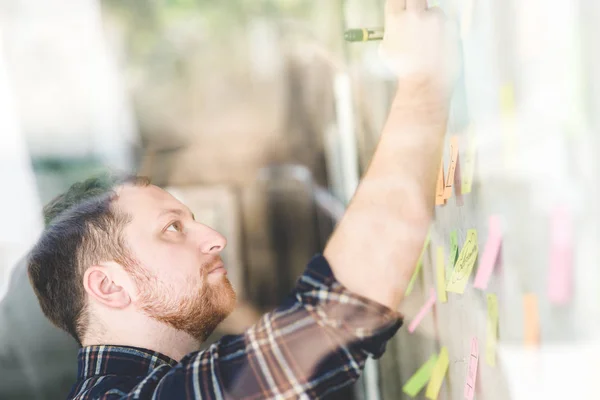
[68,254,402,399]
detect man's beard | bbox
[130,262,237,342]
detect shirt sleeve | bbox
[154,254,403,399]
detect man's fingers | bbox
[406,0,427,10]
[385,0,406,14]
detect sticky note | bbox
[435,159,446,205]
[446,229,479,294]
[464,337,479,400]
[461,133,477,194]
[405,231,431,296]
[447,231,459,280]
[500,84,517,168]
[408,288,437,333]
[402,354,438,398]
[524,294,540,346]
[454,151,464,206]
[436,246,447,303]
[548,206,573,305]
[474,216,502,290]
[443,136,460,200]
[486,294,499,366]
[426,347,450,399]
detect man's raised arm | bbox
[324,0,459,311]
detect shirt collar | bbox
[77,345,178,379]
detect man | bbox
[27,0,458,398]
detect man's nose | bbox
[194,223,227,254]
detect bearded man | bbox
[27,0,458,398]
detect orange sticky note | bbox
[524,294,540,346]
[443,136,459,200]
[435,159,446,205]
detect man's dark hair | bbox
[27,173,149,345]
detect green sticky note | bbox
[405,231,431,296]
[446,230,459,280]
[426,347,450,399]
[403,354,439,397]
[446,229,479,294]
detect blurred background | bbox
[1,0,599,399]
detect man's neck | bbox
[83,317,201,362]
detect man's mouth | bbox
[208,261,226,275]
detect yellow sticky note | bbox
[402,354,438,398]
[524,293,540,346]
[435,159,446,206]
[405,231,431,296]
[426,347,450,399]
[446,229,479,294]
[461,131,477,194]
[500,84,517,168]
[436,246,447,303]
[486,293,499,366]
[443,136,459,200]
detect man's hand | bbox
[379,0,460,94]
[324,0,457,311]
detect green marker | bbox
[344,28,384,42]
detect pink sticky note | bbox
[548,206,573,304]
[464,337,479,400]
[474,216,502,290]
[408,288,437,333]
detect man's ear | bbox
[83,263,132,309]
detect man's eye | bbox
[166,222,182,232]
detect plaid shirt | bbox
[68,254,402,399]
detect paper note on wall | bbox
[443,136,460,200]
[446,229,479,294]
[426,346,450,399]
[486,294,499,366]
[436,246,447,303]
[447,230,459,279]
[461,129,477,194]
[405,230,431,296]
[524,294,540,346]
[408,288,437,333]
[474,216,502,290]
[403,353,439,398]
[436,159,446,205]
[464,337,479,400]
[500,84,517,168]
[548,206,573,304]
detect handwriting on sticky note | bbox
[403,353,438,398]
[464,337,479,400]
[436,159,446,205]
[408,288,437,333]
[486,294,499,366]
[436,246,447,304]
[461,133,477,194]
[443,136,459,200]
[548,206,573,305]
[426,347,449,399]
[446,229,479,294]
[474,216,502,290]
[524,294,540,346]
[405,231,431,296]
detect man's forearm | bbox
[324,79,449,310]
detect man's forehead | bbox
[115,184,187,216]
